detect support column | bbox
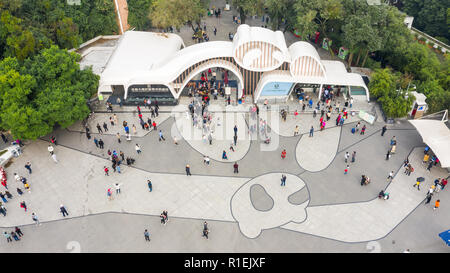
[318,84,323,102]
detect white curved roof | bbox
[97,27,369,100]
[233,25,288,54]
[289,41,322,62]
[232,25,290,71]
[409,120,450,168]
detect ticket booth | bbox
[410,91,428,119]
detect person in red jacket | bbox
[281,149,287,159]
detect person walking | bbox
[203,155,210,165]
[144,229,150,241]
[386,150,391,160]
[24,162,32,174]
[10,231,19,242]
[281,149,287,159]
[160,213,167,225]
[344,165,349,175]
[116,133,121,143]
[213,26,217,36]
[433,200,440,210]
[344,152,349,163]
[281,175,287,186]
[360,125,366,135]
[5,191,12,199]
[0,192,7,203]
[135,144,142,154]
[422,153,430,164]
[103,122,108,132]
[309,126,314,137]
[20,201,27,212]
[104,166,109,176]
[294,125,300,136]
[48,145,54,155]
[147,180,152,192]
[351,151,356,163]
[3,232,12,243]
[222,150,228,160]
[233,162,239,173]
[426,161,433,172]
[60,204,69,217]
[163,210,169,222]
[413,180,421,191]
[31,213,41,225]
[15,227,23,237]
[425,193,433,204]
[107,188,113,201]
[114,183,121,194]
[98,139,104,149]
[441,178,447,190]
[96,123,103,134]
[158,130,166,141]
[94,137,99,148]
[0,205,6,216]
[233,134,237,146]
[208,134,212,145]
[387,171,394,182]
[51,153,58,163]
[202,221,209,239]
[234,125,238,137]
[186,164,192,176]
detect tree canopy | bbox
[149,0,206,30]
[369,68,415,118]
[0,46,99,140]
[0,0,118,52]
[401,0,449,41]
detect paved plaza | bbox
[0,99,449,252]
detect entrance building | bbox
[97,25,369,105]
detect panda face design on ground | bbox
[231,173,310,239]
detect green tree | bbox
[128,0,153,31]
[417,79,449,113]
[293,0,343,40]
[402,43,441,82]
[0,47,99,140]
[55,17,82,49]
[402,0,449,41]
[232,0,264,24]
[369,68,415,118]
[265,0,296,31]
[149,0,205,30]
[0,11,36,61]
[293,9,317,40]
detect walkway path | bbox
[283,147,448,242]
[296,126,341,172]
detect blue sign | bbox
[260,82,294,96]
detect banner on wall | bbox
[260,82,294,96]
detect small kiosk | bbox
[410,91,428,119]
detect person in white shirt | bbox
[48,145,54,154]
[203,156,210,165]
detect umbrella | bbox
[417,177,425,182]
[438,230,450,246]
